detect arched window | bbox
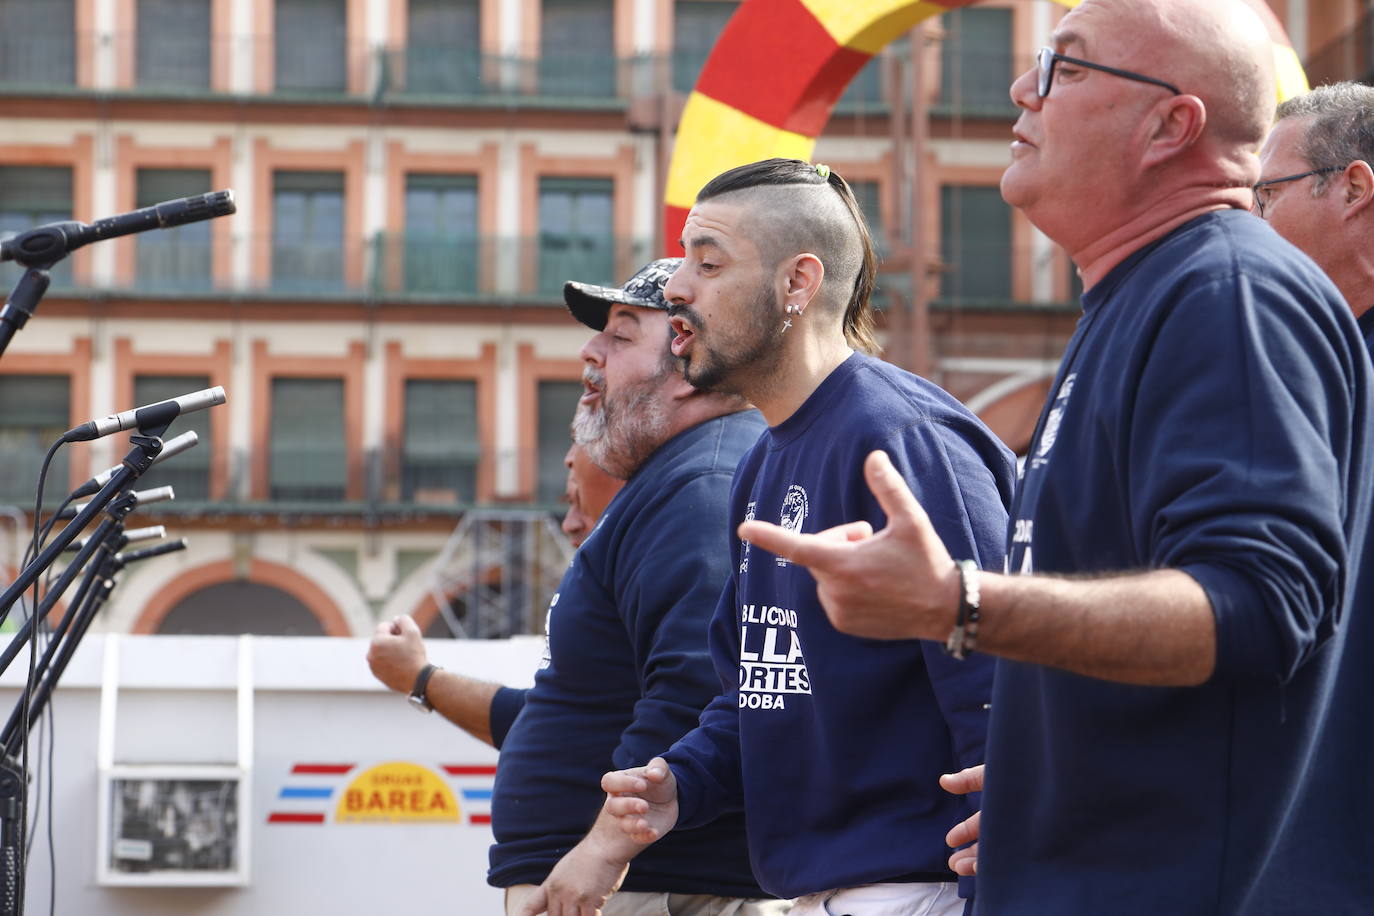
[156,581,326,636]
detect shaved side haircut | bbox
[697,158,879,355]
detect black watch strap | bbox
[408,663,440,713]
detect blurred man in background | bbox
[1256,81,1374,353]
[560,441,622,547]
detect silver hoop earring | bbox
[782,303,798,332]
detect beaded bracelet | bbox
[943,560,982,660]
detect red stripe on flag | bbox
[291,764,354,774]
[780,46,874,135]
[443,765,498,776]
[663,205,690,258]
[268,812,326,824]
[470,814,493,824]
[694,0,870,137]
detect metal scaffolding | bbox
[428,509,573,639]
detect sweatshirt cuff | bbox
[661,756,703,831]
[489,687,529,750]
[1181,563,1283,683]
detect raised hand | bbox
[514,822,632,916]
[940,764,984,876]
[366,614,429,693]
[601,757,680,844]
[738,450,960,641]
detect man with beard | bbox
[730,1,1374,912]
[587,160,1015,916]
[369,259,777,916]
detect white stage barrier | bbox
[0,633,544,915]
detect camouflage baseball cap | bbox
[563,257,683,331]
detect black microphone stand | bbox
[0,535,186,916]
[0,515,119,680]
[0,193,232,916]
[0,433,164,632]
[0,537,185,761]
[0,431,165,916]
[0,528,120,916]
[0,189,235,364]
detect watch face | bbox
[408,693,432,713]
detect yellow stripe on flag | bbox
[1272,44,1309,101]
[665,93,816,210]
[795,0,1080,55]
[793,0,950,55]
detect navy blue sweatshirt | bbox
[663,354,1015,899]
[1359,307,1374,357]
[488,410,768,896]
[982,211,1374,914]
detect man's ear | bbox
[1140,95,1206,170]
[783,253,826,313]
[1341,159,1374,219]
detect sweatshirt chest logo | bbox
[738,603,812,711]
[538,594,557,669]
[739,501,756,573]
[1031,373,1076,470]
[775,485,809,567]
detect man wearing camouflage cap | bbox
[372,259,779,915]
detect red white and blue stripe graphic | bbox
[266,762,497,825]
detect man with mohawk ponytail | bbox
[545,158,1015,916]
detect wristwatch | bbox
[408,663,440,713]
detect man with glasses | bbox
[1255,81,1374,354]
[736,0,1374,912]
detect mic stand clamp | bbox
[122,434,166,476]
[0,268,51,364]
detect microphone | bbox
[55,486,174,520]
[63,525,165,554]
[115,538,188,567]
[62,387,225,443]
[71,430,198,498]
[0,191,236,268]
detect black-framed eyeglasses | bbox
[1251,167,1342,218]
[1036,47,1183,98]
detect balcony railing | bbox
[377,49,655,103]
[48,233,654,301]
[23,232,1089,311]
[135,236,214,293]
[0,440,565,519]
[935,48,1022,118]
[867,237,1084,311]
[369,233,652,299]
[0,33,1027,117]
[0,31,76,88]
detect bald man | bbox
[560,442,622,548]
[1256,82,1374,353]
[586,159,1015,916]
[724,2,1374,913]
